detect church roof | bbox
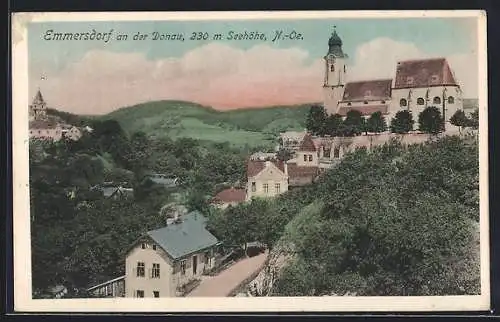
[342,79,392,102]
[298,134,317,152]
[32,89,46,105]
[246,159,285,178]
[393,58,458,89]
[337,105,389,117]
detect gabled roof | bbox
[298,134,317,152]
[247,159,285,178]
[212,187,246,203]
[393,58,458,89]
[342,79,392,102]
[286,163,320,179]
[146,212,219,260]
[337,104,389,117]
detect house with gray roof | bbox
[124,211,220,298]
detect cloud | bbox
[29,39,478,115]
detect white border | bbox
[11,10,490,313]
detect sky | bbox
[28,17,479,115]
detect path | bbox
[186,251,268,297]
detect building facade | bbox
[246,160,288,200]
[324,29,464,132]
[125,212,219,298]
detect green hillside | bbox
[100,100,312,148]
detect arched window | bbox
[417,97,425,105]
[334,148,340,158]
[347,102,352,106]
[330,65,335,72]
[433,96,441,104]
[364,101,368,104]
[399,98,407,107]
[447,96,455,104]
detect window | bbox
[347,102,352,106]
[136,290,144,298]
[141,243,146,249]
[324,148,331,158]
[180,260,187,275]
[38,130,41,134]
[334,148,340,158]
[433,96,441,104]
[275,183,281,194]
[399,98,407,107]
[303,155,307,162]
[417,98,425,105]
[136,262,145,277]
[263,184,269,194]
[344,65,346,73]
[308,155,313,162]
[431,74,439,83]
[381,100,386,104]
[204,251,209,264]
[363,101,368,104]
[406,77,414,85]
[251,182,256,192]
[153,291,160,298]
[152,263,160,278]
[330,65,335,72]
[364,90,372,97]
[448,96,455,104]
[152,244,157,250]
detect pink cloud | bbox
[29,40,478,115]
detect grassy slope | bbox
[100,100,312,148]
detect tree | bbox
[342,110,364,136]
[366,111,388,133]
[276,148,294,162]
[449,109,469,133]
[468,109,479,130]
[324,114,344,136]
[306,105,327,136]
[390,110,414,134]
[418,106,444,134]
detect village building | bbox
[246,159,288,200]
[29,120,64,141]
[323,28,463,132]
[210,187,247,209]
[125,211,220,298]
[28,89,86,142]
[284,134,321,187]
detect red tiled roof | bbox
[299,134,317,152]
[286,163,320,179]
[247,159,285,177]
[212,188,246,203]
[393,58,457,89]
[342,79,392,101]
[337,105,389,117]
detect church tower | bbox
[323,27,348,115]
[29,89,47,121]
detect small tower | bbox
[29,89,47,121]
[323,27,348,115]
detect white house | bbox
[125,211,220,298]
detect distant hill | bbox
[99,100,313,148]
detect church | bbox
[323,28,463,132]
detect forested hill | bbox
[207,134,480,296]
[48,100,312,149]
[102,100,312,148]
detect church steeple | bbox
[29,88,48,121]
[327,26,346,58]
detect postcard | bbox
[11,10,489,312]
